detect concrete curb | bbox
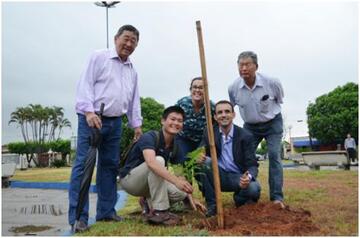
[10,181,97,192]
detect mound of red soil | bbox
[198,202,320,236]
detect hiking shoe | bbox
[147,210,180,226]
[139,197,150,215]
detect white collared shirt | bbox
[228,72,284,123]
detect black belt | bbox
[95,112,121,120]
[101,115,121,120]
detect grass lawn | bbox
[12,161,358,235]
[12,167,96,183]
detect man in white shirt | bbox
[229,51,285,207]
[344,133,357,164]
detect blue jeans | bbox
[244,113,283,201]
[196,159,261,208]
[173,135,200,164]
[68,114,122,225]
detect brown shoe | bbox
[147,210,180,226]
[139,197,150,215]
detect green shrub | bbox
[294,147,312,153]
[50,159,67,168]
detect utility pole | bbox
[289,125,294,154]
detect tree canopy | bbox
[306,82,358,144]
[8,104,71,143]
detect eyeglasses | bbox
[239,62,255,69]
[191,86,204,90]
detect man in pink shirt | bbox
[69,25,143,232]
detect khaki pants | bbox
[119,156,187,211]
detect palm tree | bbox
[29,104,41,142]
[40,106,53,143]
[49,106,64,141]
[10,104,72,143]
[23,106,33,142]
[29,104,50,143]
[57,118,72,140]
[8,107,28,143]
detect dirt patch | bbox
[197,202,320,236]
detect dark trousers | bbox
[196,158,261,209]
[347,148,357,162]
[68,114,122,225]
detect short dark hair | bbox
[215,100,234,113]
[162,106,185,120]
[115,25,139,41]
[237,51,258,67]
[189,77,202,90]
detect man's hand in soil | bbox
[240,171,250,189]
[187,194,207,213]
[193,199,207,213]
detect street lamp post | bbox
[94,1,120,49]
[289,125,294,154]
[297,119,313,151]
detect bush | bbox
[50,159,67,168]
[294,147,312,153]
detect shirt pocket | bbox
[259,98,270,113]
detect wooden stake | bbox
[195,20,224,229]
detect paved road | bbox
[2,188,97,236]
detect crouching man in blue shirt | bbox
[119,106,196,225]
[196,100,261,217]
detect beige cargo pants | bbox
[119,156,187,211]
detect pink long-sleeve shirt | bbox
[75,49,142,128]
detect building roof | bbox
[293,139,320,147]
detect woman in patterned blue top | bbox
[175,77,215,164]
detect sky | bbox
[1,1,359,145]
